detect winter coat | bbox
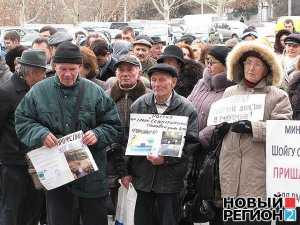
[98,57,117,81]
[128,91,199,193]
[0,63,12,84]
[15,75,122,198]
[288,71,300,119]
[107,80,149,144]
[0,73,28,165]
[220,41,293,198]
[188,69,235,149]
[112,40,132,60]
[175,59,203,97]
[105,80,149,185]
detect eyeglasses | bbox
[243,59,265,70]
[205,58,220,66]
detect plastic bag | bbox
[115,183,137,225]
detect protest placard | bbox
[207,94,266,126]
[266,120,300,206]
[126,114,188,157]
[27,131,98,190]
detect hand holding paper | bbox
[147,154,164,165]
[83,130,98,145]
[43,132,58,148]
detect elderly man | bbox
[157,45,203,97]
[133,39,156,78]
[127,63,199,225]
[282,33,300,89]
[0,49,47,225]
[15,42,121,225]
[150,37,165,60]
[106,54,149,215]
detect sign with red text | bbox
[266,120,300,206]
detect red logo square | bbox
[285,198,296,208]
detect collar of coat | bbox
[12,73,29,93]
[54,74,80,88]
[203,69,235,92]
[144,91,183,112]
[110,79,146,102]
[238,78,271,93]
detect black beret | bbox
[148,63,178,78]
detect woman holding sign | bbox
[220,41,293,225]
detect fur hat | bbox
[226,40,283,86]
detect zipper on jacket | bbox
[150,166,159,190]
[125,93,128,122]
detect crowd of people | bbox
[0,17,299,225]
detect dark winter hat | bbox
[133,39,152,48]
[177,34,196,45]
[114,54,141,70]
[208,46,231,66]
[151,36,166,45]
[284,33,300,45]
[48,32,73,46]
[136,35,154,45]
[241,27,258,40]
[53,42,82,64]
[148,63,178,78]
[17,49,47,69]
[157,45,184,64]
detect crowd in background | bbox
[0,17,300,225]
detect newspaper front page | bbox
[27,131,98,190]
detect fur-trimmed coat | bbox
[220,41,292,198]
[175,59,204,97]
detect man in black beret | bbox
[125,63,199,225]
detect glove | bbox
[231,120,252,134]
[215,122,231,137]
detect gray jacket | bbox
[128,91,199,193]
[0,63,12,84]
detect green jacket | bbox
[15,75,122,198]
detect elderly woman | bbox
[187,45,235,225]
[189,46,235,150]
[220,41,292,225]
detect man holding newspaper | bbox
[14,42,122,225]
